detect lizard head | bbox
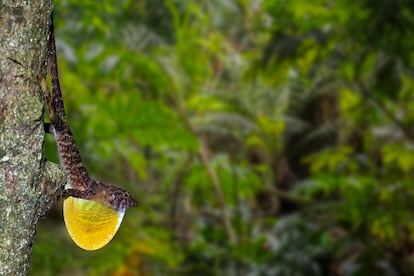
[81,180,139,211]
[106,185,139,212]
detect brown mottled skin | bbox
[44,19,138,212]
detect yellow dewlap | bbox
[63,196,125,251]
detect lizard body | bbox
[43,19,138,250]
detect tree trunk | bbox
[0,1,64,275]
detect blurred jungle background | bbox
[29,0,414,275]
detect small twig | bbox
[169,154,192,238]
[198,137,236,244]
[172,90,236,244]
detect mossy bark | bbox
[0,1,65,275]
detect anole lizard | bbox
[41,19,138,251]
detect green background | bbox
[30,0,414,275]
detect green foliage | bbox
[30,0,414,275]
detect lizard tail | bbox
[48,17,67,130]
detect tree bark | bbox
[0,1,64,275]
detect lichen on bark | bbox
[0,1,65,275]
